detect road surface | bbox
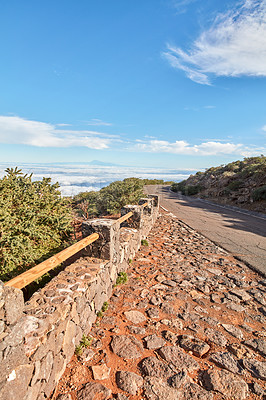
[145,185,266,276]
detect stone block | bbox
[2,285,24,325]
[82,219,120,262]
[62,320,76,363]
[0,344,28,381]
[0,363,34,400]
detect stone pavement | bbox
[52,211,266,400]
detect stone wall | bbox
[0,196,158,400]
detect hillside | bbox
[171,156,266,213]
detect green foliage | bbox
[73,177,173,218]
[75,344,83,356]
[226,180,242,191]
[80,334,93,347]
[252,185,266,201]
[186,185,202,196]
[141,239,149,246]
[115,271,128,286]
[97,310,103,318]
[75,334,93,355]
[128,258,132,264]
[0,168,73,281]
[101,301,109,312]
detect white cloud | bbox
[85,119,112,126]
[135,139,265,156]
[262,125,266,131]
[164,0,266,84]
[0,116,112,149]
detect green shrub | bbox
[101,301,109,312]
[75,334,93,355]
[0,168,73,281]
[252,185,266,201]
[141,239,149,246]
[115,271,128,286]
[186,185,202,196]
[226,181,242,191]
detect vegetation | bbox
[141,239,149,246]
[252,185,266,201]
[0,168,73,281]
[75,334,93,355]
[0,170,170,282]
[171,156,266,212]
[73,177,172,218]
[115,271,128,286]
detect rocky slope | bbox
[172,156,266,213]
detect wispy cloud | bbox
[172,0,199,13]
[135,139,266,156]
[0,116,113,149]
[262,125,266,132]
[84,119,112,126]
[164,0,266,84]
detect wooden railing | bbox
[4,201,149,290]
[4,233,99,289]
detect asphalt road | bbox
[145,185,266,277]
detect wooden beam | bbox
[116,211,133,225]
[4,233,99,289]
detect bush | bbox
[252,186,266,201]
[0,168,73,280]
[226,180,242,191]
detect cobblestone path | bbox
[52,211,266,400]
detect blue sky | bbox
[0,0,266,170]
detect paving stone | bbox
[203,369,249,399]
[111,335,144,359]
[101,316,116,326]
[242,358,266,380]
[162,280,177,287]
[139,356,173,378]
[226,302,246,312]
[179,335,210,357]
[76,382,111,400]
[146,308,160,319]
[116,371,143,395]
[162,330,179,344]
[209,351,243,374]
[161,302,177,316]
[157,345,199,372]
[252,382,265,397]
[150,295,162,306]
[144,334,166,349]
[227,343,253,358]
[221,324,243,339]
[204,328,228,347]
[116,394,129,400]
[143,377,181,400]
[56,394,72,400]
[91,364,110,380]
[180,382,213,400]
[243,337,266,357]
[160,318,183,331]
[124,310,146,324]
[169,370,188,389]
[229,289,252,301]
[127,326,146,335]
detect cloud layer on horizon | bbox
[0,116,112,149]
[164,0,266,84]
[135,139,265,156]
[0,115,265,157]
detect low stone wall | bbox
[0,196,159,400]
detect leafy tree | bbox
[0,168,73,280]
